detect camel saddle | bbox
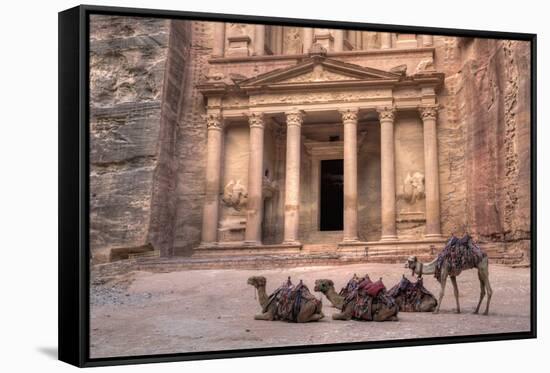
[434,234,487,282]
[388,276,436,312]
[360,279,386,297]
[264,278,320,322]
[339,274,365,297]
[342,276,393,321]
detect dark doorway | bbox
[320,159,344,231]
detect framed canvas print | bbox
[58,4,537,367]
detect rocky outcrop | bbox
[90,16,192,263]
[171,22,215,256]
[448,38,531,262]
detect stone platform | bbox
[192,238,448,262]
[179,237,528,269]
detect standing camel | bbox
[406,234,493,315]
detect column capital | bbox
[204,113,224,131]
[247,112,265,129]
[285,110,304,127]
[339,108,359,123]
[377,106,396,121]
[418,105,439,120]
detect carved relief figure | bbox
[222,179,248,210]
[415,57,435,73]
[403,172,425,204]
[283,27,302,54]
[228,23,247,36]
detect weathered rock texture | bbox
[90,16,192,263]
[89,18,531,264]
[435,37,531,262]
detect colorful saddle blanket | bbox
[343,276,396,320]
[387,276,436,312]
[338,274,364,298]
[264,278,320,322]
[434,234,487,282]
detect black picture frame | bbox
[58,4,537,368]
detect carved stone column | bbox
[340,108,359,242]
[283,111,303,245]
[244,112,265,245]
[419,105,442,238]
[333,29,344,52]
[396,34,418,49]
[422,34,434,47]
[381,33,392,49]
[200,113,224,246]
[303,28,314,53]
[212,22,226,57]
[378,107,398,241]
[254,24,266,56]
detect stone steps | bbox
[132,254,367,272]
[302,243,339,253]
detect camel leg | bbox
[450,276,460,314]
[254,311,274,321]
[481,266,493,316]
[434,272,448,314]
[300,313,324,322]
[333,304,353,320]
[473,270,486,314]
[420,296,437,312]
[373,305,399,322]
[297,302,324,323]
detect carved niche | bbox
[283,27,302,54]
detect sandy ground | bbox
[90,263,531,358]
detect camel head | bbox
[405,255,418,270]
[247,276,267,289]
[314,279,334,294]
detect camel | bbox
[406,235,492,315]
[314,279,345,309]
[387,275,437,312]
[247,276,324,322]
[314,275,398,321]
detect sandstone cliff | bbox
[90,16,192,263]
[445,38,531,262]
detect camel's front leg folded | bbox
[254,311,274,321]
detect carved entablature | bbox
[197,53,444,114]
[221,95,249,110]
[249,89,391,107]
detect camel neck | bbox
[256,285,269,308]
[418,258,437,275]
[324,287,345,309]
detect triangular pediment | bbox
[239,56,402,88]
